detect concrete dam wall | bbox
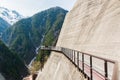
[36,0,120,80]
[0,73,5,80]
[57,0,120,62]
[36,52,85,80]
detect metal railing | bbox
[40,46,118,80]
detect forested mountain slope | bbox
[0,40,29,80]
[2,7,67,64]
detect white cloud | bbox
[0,0,76,16]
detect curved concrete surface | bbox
[36,0,120,80]
[36,52,86,80]
[57,0,120,79]
[0,73,5,80]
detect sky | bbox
[0,0,76,16]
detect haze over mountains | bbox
[0,7,24,36]
[0,7,23,25]
[0,18,10,36]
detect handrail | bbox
[40,46,119,80]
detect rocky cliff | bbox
[36,0,120,80]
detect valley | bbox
[0,6,67,80]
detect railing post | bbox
[82,53,84,73]
[41,46,118,80]
[90,56,93,80]
[112,62,118,80]
[77,52,79,68]
[104,61,108,80]
[74,51,75,63]
[72,50,73,61]
[65,49,67,55]
[68,49,70,58]
[69,49,70,58]
[70,50,71,59]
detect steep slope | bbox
[0,73,5,80]
[0,7,23,25]
[56,0,120,79]
[36,52,85,80]
[31,21,63,71]
[2,7,67,64]
[36,0,120,80]
[0,17,10,36]
[0,40,29,80]
[57,0,120,62]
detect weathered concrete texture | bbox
[0,73,5,80]
[36,52,86,80]
[57,0,120,77]
[36,0,120,80]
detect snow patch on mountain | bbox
[0,7,24,25]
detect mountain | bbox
[0,7,23,25]
[2,7,68,64]
[0,40,29,80]
[0,17,10,37]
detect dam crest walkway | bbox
[40,46,118,80]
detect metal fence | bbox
[40,46,118,80]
